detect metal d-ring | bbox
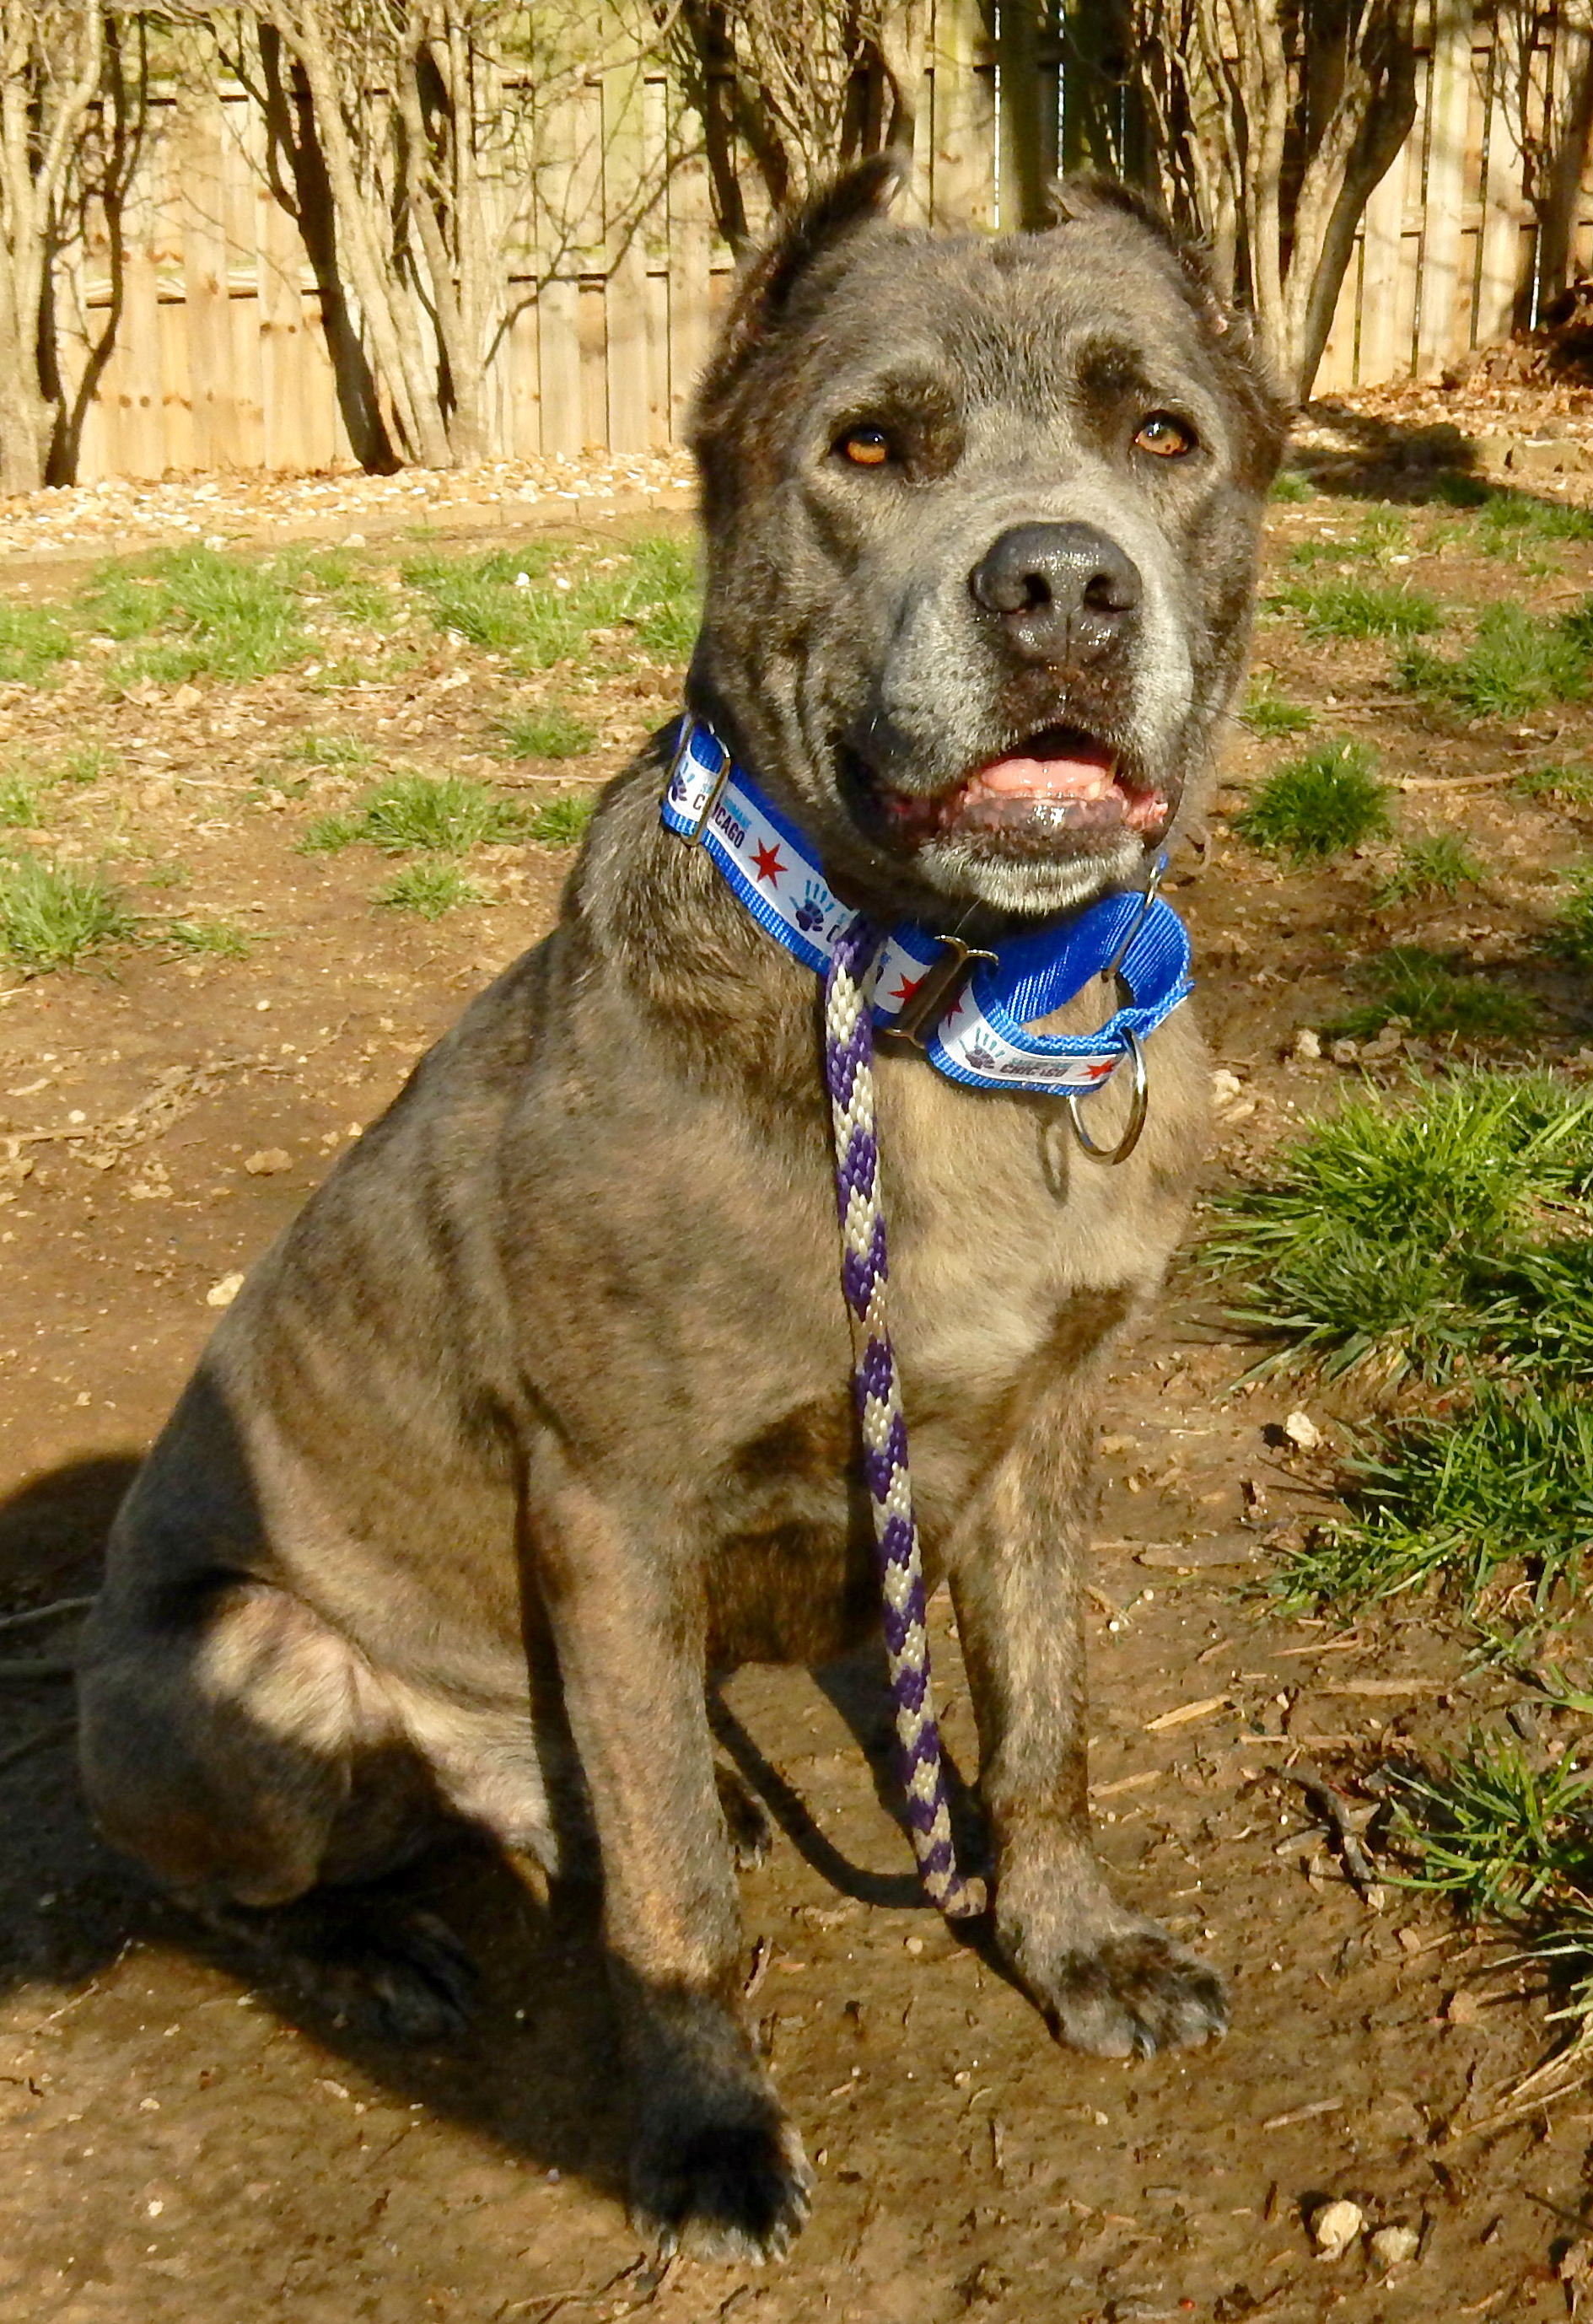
[1065,1029,1149,1165]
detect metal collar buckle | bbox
[1061,865,1163,1166]
[889,933,998,1049]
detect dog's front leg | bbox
[948,1394,1226,2059]
[535,1474,812,2261]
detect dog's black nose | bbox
[970,522,1142,659]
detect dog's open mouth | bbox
[869,729,1168,849]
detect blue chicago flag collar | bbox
[661,713,1191,1100]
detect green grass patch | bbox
[526,795,595,847]
[1240,677,1315,738]
[161,916,252,959]
[51,741,118,788]
[1269,469,1314,503]
[1515,761,1593,808]
[302,772,527,856]
[0,601,73,686]
[1207,1070,1593,1381]
[372,863,487,917]
[0,773,41,827]
[281,731,372,767]
[493,703,595,760]
[1477,490,1593,559]
[0,853,132,971]
[1376,832,1486,904]
[79,548,309,687]
[1275,576,1445,640]
[1328,948,1538,1045]
[1232,738,1389,863]
[1399,601,1591,720]
[1276,1382,1593,1618]
[404,535,699,670]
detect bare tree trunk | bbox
[0,1,105,494]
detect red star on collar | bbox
[889,972,924,1008]
[1083,1058,1115,1081]
[751,840,785,885]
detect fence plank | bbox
[603,8,654,453]
[931,0,995,228]
[1416,4,1472,378]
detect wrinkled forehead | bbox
[783,221,1223,433]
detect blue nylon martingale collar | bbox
[661,713,1192,1106]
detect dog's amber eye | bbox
[1133,413,1196,459]
[837,427,892,468]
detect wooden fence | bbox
[46,4,1593,481]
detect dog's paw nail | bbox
[632,2113,812,2262]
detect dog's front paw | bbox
[632,2102,814,2262]
[996,1864,1224,2059]
[1033,1922,1225,2058]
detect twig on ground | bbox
[0,1717,73,1774]
[1289,1762,1385,1907]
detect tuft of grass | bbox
[1549,868,1593,967]
[1478,491,1593,559]
[1274,1381,1593,1617]
[1232,737,1390,863]
[281,731,372,767]
[52,741,118,787]
[1426,469,1493,508]
[161,917,252,959]
[81,548,308,687]
[1515,761,1593,808]
[1376,831,1486,904]
[403,535,699,670]
[0,853,132,971]
[0,772,41,827]
[1391,1732,1593,1920]
[302,772,528,856]
[1240,677,1315,738]
[1275,576,1445,640]
[0,601,73,686]
[1207,1071,1593,1380]
[1399,601,1591,720]
[493,703,595,761]
[1329,948,1538,1044]
[1269,468,1314,503]
[525,794,595,847]
[372,863,487,917]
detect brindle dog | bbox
[78,158,1286,2260]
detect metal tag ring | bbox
[1064,1029,1149,1165]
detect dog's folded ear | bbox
[695,151,908,417]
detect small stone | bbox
[1292,1027,1321,1061]
[1283,1410,1322,1453]
[206,1272,245,1308]
[903,1934,924,1955]
[171,683,202,710]
[1329,1037,1359,1065]
[243,1148,292,1176]
[1361,1023,1403,1059]
[1395,1926,1423,1955]
[1559,2239,1593,2284]
[1370,2223,1419,2269]
[1211,1068,1245,1106]
[342,530,367,547]
[1445,1987,1481,2026]
[1310,2198,1364,2261]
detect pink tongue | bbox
[964,743,1118,803]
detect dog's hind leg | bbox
[78,1575,476,2042]
[531,1466,811,2263]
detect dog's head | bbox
[686,157,1287,926]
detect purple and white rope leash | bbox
[823,914,986,1922]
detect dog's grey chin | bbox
[911,828,1148,917]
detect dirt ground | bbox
[3,403,1593,2324]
